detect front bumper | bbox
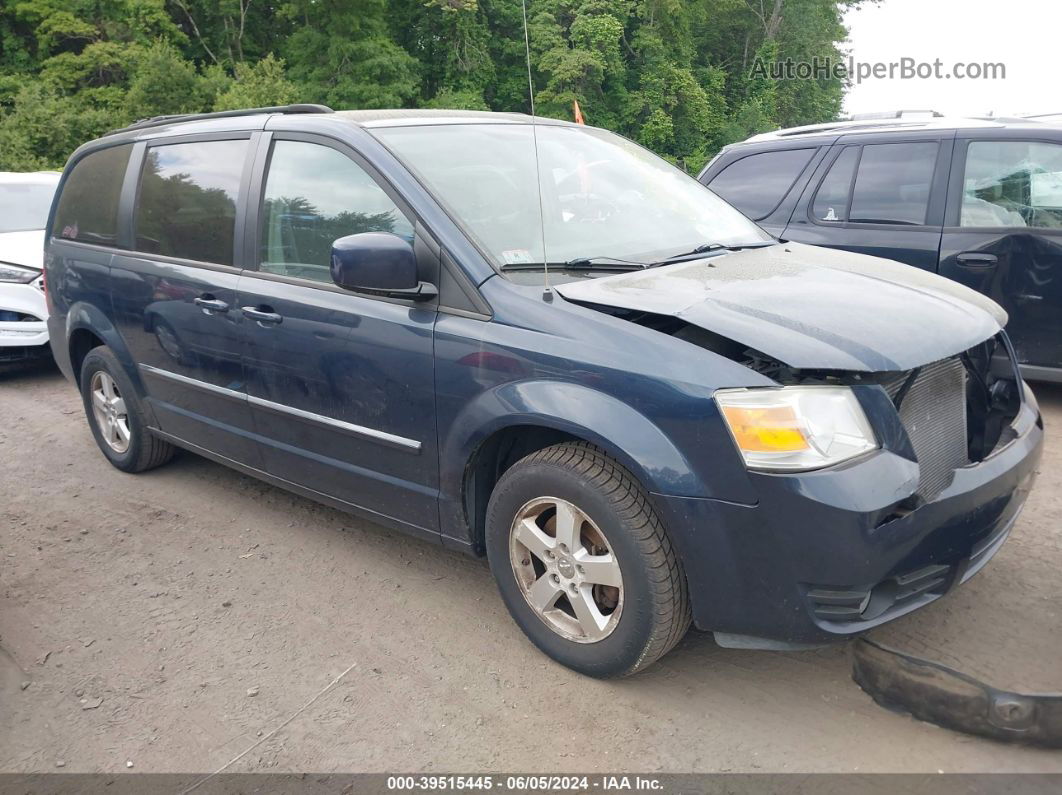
[654,396,1043,645]
[853,639,1062,748]
[0,279,49,351]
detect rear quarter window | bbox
[708,148,816,220]
[51,144,132,246]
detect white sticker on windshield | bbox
[502,249,534,265]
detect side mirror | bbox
[330,232,438,302]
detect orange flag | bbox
[573,99,586,125]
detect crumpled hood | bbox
[555,242,1007,372]
[0,230,46,270]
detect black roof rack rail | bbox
[104,104,334,136]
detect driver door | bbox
[238,133,440,536]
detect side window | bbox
[961,141,1062,229]
[812,142,938,225]
[134,139,248,265]
[259,140,414,283]
[52,144,131,246]
[849,142,938,225]
[707,149,815,220]
[812,146,858,222]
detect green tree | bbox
[279,0,420,108]
[212,54,298,110]
[0,0,865,171]
[125,39,204,119]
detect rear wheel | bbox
[80,346,175,472]
[486,442,690,677]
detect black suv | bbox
[700,113,1062,381]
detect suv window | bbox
[813,142,938,225]
[850,142,937,225]
[708,149,815,220]
[961,140,1062,228]
[52,145,131,246]
[812,146,858,222]
[259,140,413,284]
[134,139,248,265]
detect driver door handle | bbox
[956,252,998,268]
[242,305,283,325]
[194,296,229,313]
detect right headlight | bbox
[715,386,878,471]
[0,261,41,284]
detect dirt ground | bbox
[1,363,1060,775]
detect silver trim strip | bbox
[140,363,245,401]
[246,393,421,452]
[138,364,421,452]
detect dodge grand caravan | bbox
[45,106,1043,677]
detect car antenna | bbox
[520,0,553,301]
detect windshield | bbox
[0,180,57,233]
[373,123,771,270]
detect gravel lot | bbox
[1,363,1060,774]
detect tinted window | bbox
[259,140,413,283]
[52,145,131,245]
[708,149,815,220]
[134,140,247,265]
[849,142,937,225]
[961,141,1062,228]
[812,146,858,222]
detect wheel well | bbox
[464,425,584,554]
[69,328,104,381]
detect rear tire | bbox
[79,346,175,473]
[486,442,690,677]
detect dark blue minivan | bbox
[45,106,1043,677]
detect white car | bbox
[0,171,61,364]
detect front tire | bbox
[486,442,691,677]
[79,346,175,473]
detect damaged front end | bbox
[559,276,1041,646]
[578,298,1026,506]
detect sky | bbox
[842,0,1057,118]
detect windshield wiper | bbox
[563,255,647,270]
[500,256,647,272]
[647,240,776,268]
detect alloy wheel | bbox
[90,371,131,454]
[509,496,623,643]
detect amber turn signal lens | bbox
[715,386,878,471]
[719,404,810,453]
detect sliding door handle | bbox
[194,296,229,313]
[241,306,283,325]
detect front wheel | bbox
[486,442,691,677]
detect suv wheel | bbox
[486,442,691,677]
[80,346,175,472]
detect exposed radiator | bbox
[884,357,969,500]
